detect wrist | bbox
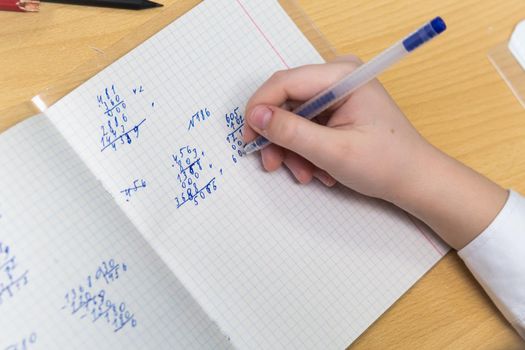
[387,142,508,250]
[383,139,438,207]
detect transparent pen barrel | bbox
[294,42,408,119]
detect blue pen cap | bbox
[402,17,446,52]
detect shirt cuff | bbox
[458,190,525,339]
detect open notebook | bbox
[0,1,448,349]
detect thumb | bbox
[247,105,335,166]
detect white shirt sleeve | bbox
[458,190,525,339]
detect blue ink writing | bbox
[100,119,146,152]
[4,332,37,350]
[171,146,221,208]
[132,85,144,95]
[225,107,244,163]
[187,108,211,131]
[175,177,217,208]
[120,179,147,202]
[0,241,29,306]
[61,259,137,333]
[98,84,147,152]
[91,259,128,286]
[131,85,154,108]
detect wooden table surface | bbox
[1,0,525,348]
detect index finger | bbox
[243,60,359,143]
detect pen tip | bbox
[242,143,255,155]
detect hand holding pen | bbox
[244,17,446,155]
[242,16,508,251]
[242,17,447,194]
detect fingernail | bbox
[249,106,273,130]
[314,170,337,187]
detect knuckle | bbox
[347,54,363,65]
[332,54,363,73]
[335,54,363,66]
[345,60,361,72]
[276,118,298,146]
[269,69,287,83]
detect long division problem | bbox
[61,259,137,333]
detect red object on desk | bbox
[0,0,39,11]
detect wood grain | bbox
[1,0,525,348]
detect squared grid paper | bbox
[0,116,232,349]
[33,0,449,348]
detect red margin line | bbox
[235,0,290,69]
[234,0,441,258]
[405,212,444,257]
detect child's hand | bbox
[243,57,508,249]
[243,56,431,204]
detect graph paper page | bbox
[0,116,233,349]
[46,0,449,348]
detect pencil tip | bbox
[20,0,40,11]
[143,0,162,8]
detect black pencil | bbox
[42,0,162,10]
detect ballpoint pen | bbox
[244,17,447,154]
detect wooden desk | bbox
[1,0,524,348]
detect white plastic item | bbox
[509,20,525,70]
[488,20,525,108]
